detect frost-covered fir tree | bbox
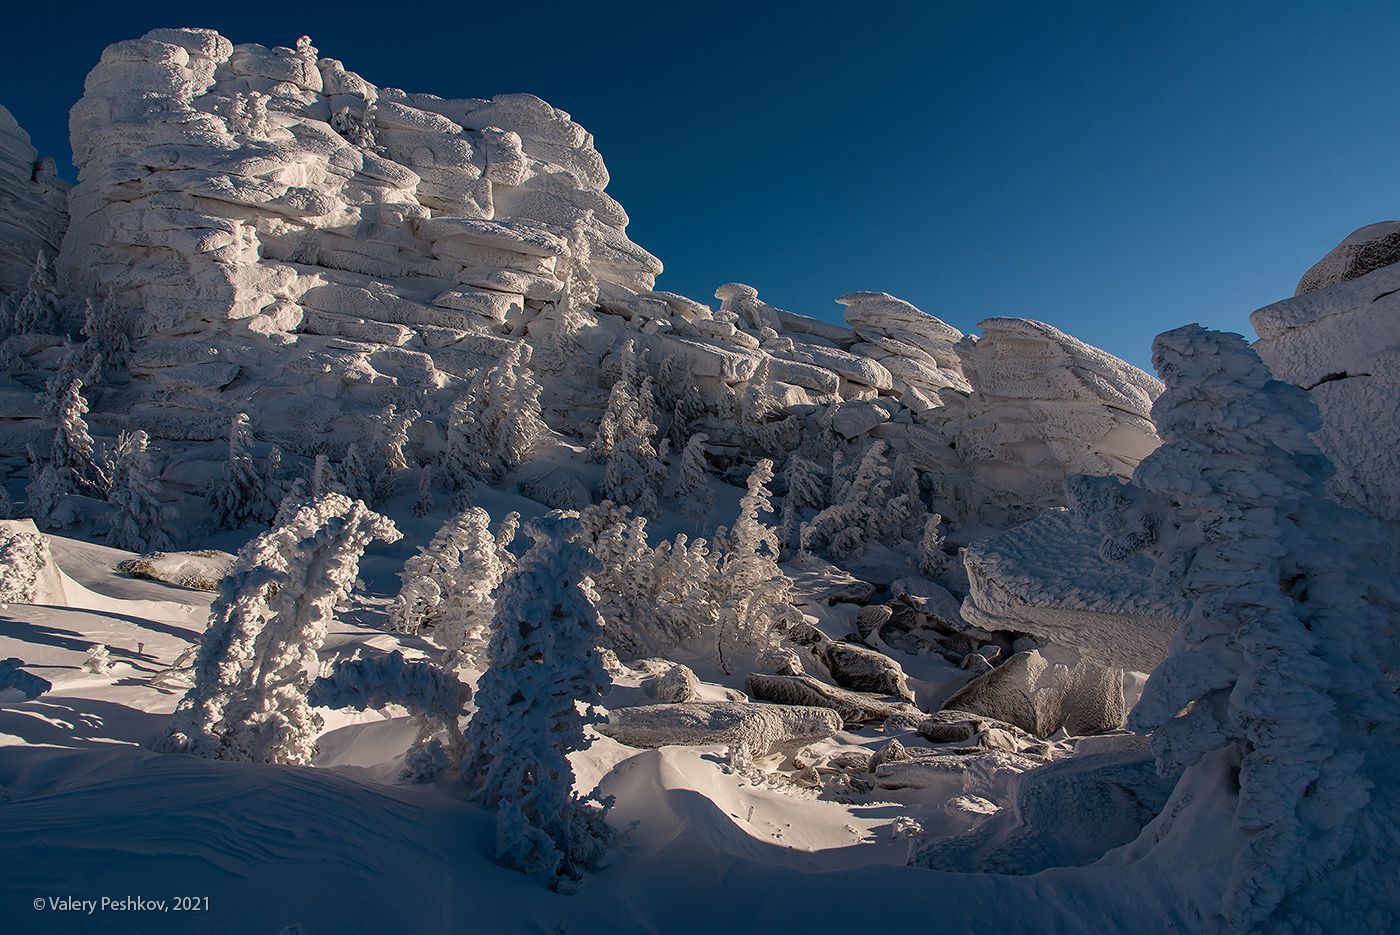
[778,454,827,557]
[588,377,639,463]
[712,459,799,671]
[412,463,434,519]
[671,433,714,527]
[104,430,177,554]
[537,214,598,376]
[444,343,545,486]
[157,494,400,765]
[800,441,892,561]
[208,413,277,530]
[6,251,61,336]
[389,507,513,670]
[84,643,113,674]
[364,403,419,503]
[662,356,708,452]
[739,360,800,456]
[1113,326,1400,933]
[601,432,666,518]
[916,513,950,578]
[461,512,615,889]
[48,378,107,497]
[338,443,373,504]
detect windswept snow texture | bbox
[959,508,1187,671]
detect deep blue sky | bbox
[3,1,1396,370]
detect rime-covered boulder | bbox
[597,701,842,755]
[938,646,1128,738]
[1253,227,1400,520]
[959,508,1187,672]
[0,105,68,296]
[950,318,1161,526]
[646,663,700,703]
[746,672,922,726]
[813,638,915,702]
[1295,220,1400,296]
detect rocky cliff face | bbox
[0,105,68,295]
[0,27,1163,531]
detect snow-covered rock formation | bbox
[0,106,68,295]
[1253,221,1400,521]
[59,28,658,448]
[32,27,1160,536]
[949,318,1161,527]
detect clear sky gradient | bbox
[2,1,1396,371]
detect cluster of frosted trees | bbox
[578,458,801,671]
[161,496,617,889]
[23,376,178,553]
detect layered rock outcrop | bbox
[5,27,1162,533]
[0,105,68,295]
[948,319,1162,526]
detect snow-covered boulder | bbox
[0,519,68,605]
[938,646,1128,738]
[1253,226,1400,520]
[597,701,842,756]
[0,105,68,295]
[950,318,1162,526]
[837,291,970,401]
[746,672,922,726]
[959,508,1186,672]
[813,638,915,702]
[1295,220,1400,296]
[114,549,235,591]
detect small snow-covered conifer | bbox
[208,413,277,530]
[601,432,666,518]
[84,643,113,674]
[445,344,544,486]
[917,513,950,578]
[778,454,827,556]
[412,463,434,519]
[461,512,615,889]
[158,494,400,764]
[105,430,177,554]
[8,251,61,336]
[339,443,373,504]
[712,459,798,671]
[800,441,891,561]
[671,433,714,527]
